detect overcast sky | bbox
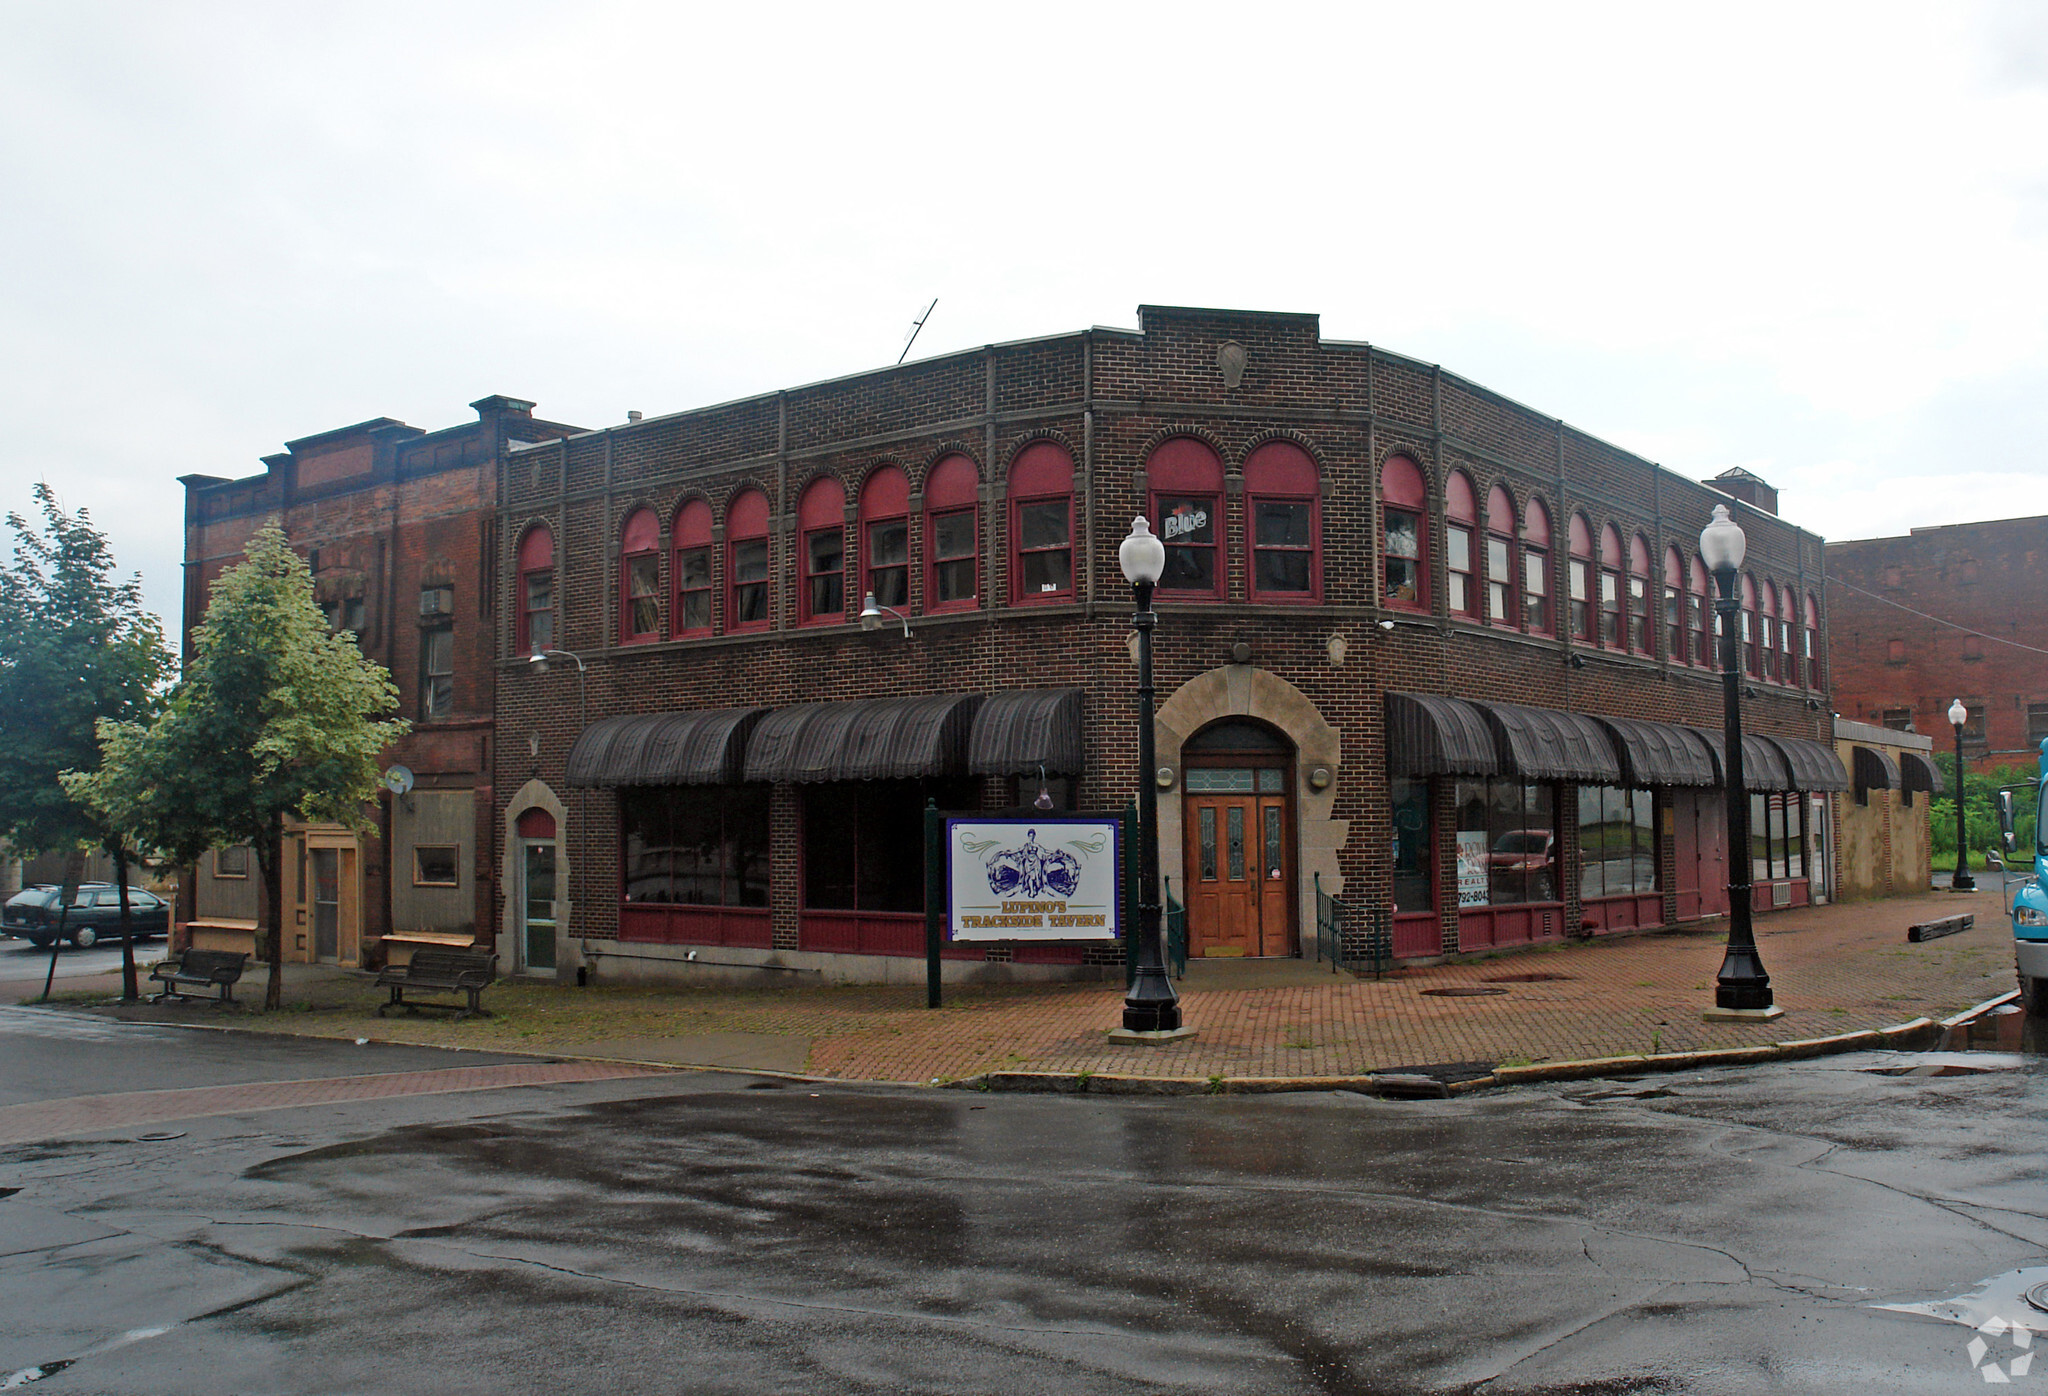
[4,1,2045,633]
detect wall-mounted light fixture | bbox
[859,592,910,639]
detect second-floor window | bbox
[1009,441,1074,603]
[727,488,771,630]
[925,454,979,611]
[517,524,554,655]
[619,507,660,643]
[1247,440,1319,601]
[1148,438,1224,599]
[860,466,910,610]
[673,498,714,636]
[1599,525,1624,649]
[419,586,454,720]
[1522,498,1551,635]
[1446,471,1478,617]
[1486,485,1517,626]
[798,475,846,625]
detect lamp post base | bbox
[1702,1004,1786,1023]
[1107,1025,1202,1045]
[1951,874,1978,892]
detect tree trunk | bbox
[110,838,138,1001]
[260,813,285,1011]
[39,847,89,1003]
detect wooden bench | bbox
[1907,913,1973,943]
[375,947,497,1019]
[149,948,249,1004]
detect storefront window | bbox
[1577,786,1658,899]
[1454,779,1557,906]
[803,778,977,913]
[1390,777,1432,912]
[620,786,770,907]
[1748,791,1808,882]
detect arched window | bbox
[1522,498,1552,635]
[1148,438,1224,599]
[1009,441,1074,603]
[1779,586,1799,687]
[1568,512,1594,642]
[1247,441,1320,601]
[619,507,661,644]
[1663,546,1686,664]
[1627,533,1652,655]
[1599,524,1624,649]
[1486,485,1517,626]
[1741,573,1760,677]
[1804,593,1821,690]
[1379,454,1426,610]
[924,454,978,612]
[517,524,554,656]
[858,466,910,611]
[797,476,846,625]
[726,488,771,631]
[1689,555,1712,668]
[672,499,714,636]
[1445,471,1479,618]
[1760,581,1780,681]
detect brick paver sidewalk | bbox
[53,886,2019,1087]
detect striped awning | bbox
[968,688,1085,776]
[1385,693,1498,777]
[743,693,985,783]
[1854,745,1903,795]
[1768,736,1850,793]
[1899,749,1944,796]
[1480,702,1623,783]
[1593,717,1719,788]
[1691,729,1796,791]
[566,708,769,787]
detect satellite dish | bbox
[383,765,415,796]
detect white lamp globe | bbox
[1948,698,1968,729]
[1698,503,1747,574]
[1120,516,1166,586]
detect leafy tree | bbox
[68,527,406,1009]
[0,484,174,998]
[1929,756,2039,868]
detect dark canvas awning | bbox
[1854,745,1902,794]
[1480,702,1622,783]
[1899,749,1944,795]
[566,708,769,788]
[1767,736,1850,793]
[1691,730,1796,791]
[1385,693,1498,776]
[1593,717,1719,788]
[743,693,985,783]
[969,689,1085,775]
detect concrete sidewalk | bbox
[50,886,2021,1087]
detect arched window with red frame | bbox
[925,454,979,611]
[672,499,714,636]
[1009,442,1074,604]
[619,507,661,644]
[1485,484,1518,626]
[1599,524,1624,649]
[1804,592,1821,690]
[1741,573,1760,677]
[1247,441,1320,602]
[1690,555,1712,667]
[1568,512,1595,642]
[797,475,846,626]
[1379,454,1426,610]
[858,466,910,612]
[1779,585,1799,687]
[1760,580,1780,681]
[1522,498,1552,634]
[1627,533,1652,654]
[1148,438,1224,599]
[726,488,771,631]
[1663,546,1686,664]
[517,524,554,656]
[1445,471,1479,618]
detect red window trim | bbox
[1010,493,1075,605]
[1521,542,1551,636]
[1446,522,1478,619]
[1381,499,1427,612]
[800,524,847,627]
[925,505,978,613]
[671,500,714,638]
[861,514,909,612]
[725,490,772,634]
[1486,528,1519,628]
[620,548,661,644]
[515,526,554,658]
[1247,491,1322,604]
[1150,491,1224,600]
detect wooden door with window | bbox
[1182,766,1294,957]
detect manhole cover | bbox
[2026,1282,2048,1315]
[1483,972,1574,983]
[1422,986,1510,997]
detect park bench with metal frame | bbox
[149,948,249,1004]
[375,947,498,1019]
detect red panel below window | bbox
[1456,902,1564,950]
[1392,913,1441,959]
[617,903,772,949]
[1580,894,1664,935]
[799,911,981,959]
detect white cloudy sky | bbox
[4,0,2046,632]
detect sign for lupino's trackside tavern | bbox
[946,816,1121,942]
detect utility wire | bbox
[1824,573,2048,658]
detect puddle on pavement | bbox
[1945,1003,2047,1055]
[1874,1265,2048,1333]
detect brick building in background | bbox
[178,395,582,966]
[493,305,1853,988]
[1825,514,2048,774]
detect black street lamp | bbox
[1115,517,1187,1038]
[1700,505,1776,1016]
[1948,698,1976,892]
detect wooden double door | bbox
[1182,766,1295,957]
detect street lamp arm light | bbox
[858,593,911,639]
[529,648,587,675]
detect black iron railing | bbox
[1314,872,1392,978]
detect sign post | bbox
[925,800,943,1009]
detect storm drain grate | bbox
[1421,986,1510,997]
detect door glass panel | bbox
[1227,806,1245,881]
[524,843,557,970]
[1185,768,1254,793]
[312,849,339,959]
[1199,808,1217,881]
[1264,806,1282,880]
[1256,768,1284,793]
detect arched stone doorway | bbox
[1180,718,1295,956]
[501,779,571,979]
[1154,667,1346,959]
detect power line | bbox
[1824,573,2048,658]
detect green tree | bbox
[0,484,174,998]
[1929,756,2040,868]
[67,527,406,1010]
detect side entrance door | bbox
[310,848,341,962]
[1182,767,1294,957]
[520,840,558,972]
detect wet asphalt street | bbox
[0,1007,2043,1395]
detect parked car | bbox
[1487,829,1558,902]
[1,884,170,949]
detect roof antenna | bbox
[898,298,938,365]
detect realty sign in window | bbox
[946,816,1121,942]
